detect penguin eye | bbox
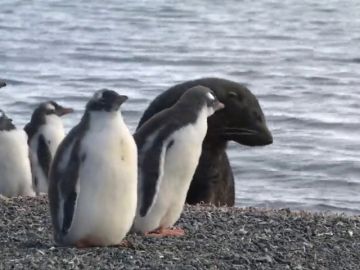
[206,92,216,101]
[93,91,105,101]
[46,109,56,115]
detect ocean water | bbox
[0,0,359,214]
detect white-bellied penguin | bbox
[25,101,73,195]
[0,110,35,197]
[48,89,137,247]
[132,85,224,237]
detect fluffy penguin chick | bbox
[0,110,34,197]
[132,85,224,236]
[25,101,73,194]
[48,89,137,247]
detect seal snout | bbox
[245,124,273,146]
[259,127,273,145]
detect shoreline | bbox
[1,196,359,269]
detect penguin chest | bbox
[165,112,208,188]
[153,119,208,229]
[160,127,205,224]
[37,124,65,155]
[0,130,34,197]
[69,123,137,244]
[30,125,65,193]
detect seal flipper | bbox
[37,134,52,178]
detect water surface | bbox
[1,0,359,214]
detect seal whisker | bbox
[211,128,259,136]
[223,127,258,134]
[222,132,255,136]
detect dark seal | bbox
[137,77,273,206]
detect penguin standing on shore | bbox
[0,110,35,197]
[49,89,137,247]
[25,101,73,195]
[132,86,224,236]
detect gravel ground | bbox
[0,196,359,270]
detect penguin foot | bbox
[74,236,103,248]
[145,227,185,237]
[74,239,96,248]
[116,240,134,249]
[75,237,133,248]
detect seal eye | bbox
[229,91,237,98]
[229,91,244,102]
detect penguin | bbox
[0,81,6,88]
[132,85,224,236]
[48,89,137,247]
[0,110,35,197]
[25,101,73,195]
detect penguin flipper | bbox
[37,134,52,178]
[59,142,83,235]
[138,137,172,217]
[24,122,35,143]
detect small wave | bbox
[237,199,360,215]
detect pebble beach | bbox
[0,196,359,270]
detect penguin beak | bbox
[214,101,225,111]
[116,95,128,105]
[56,107,74,116]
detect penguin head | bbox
[42,101,74,117]
[87,89,128,112]
[0,81,6,89]
[29,101,73,128]
[0,109,16,131]
[204,90,225,116]
[180,86,224,117]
